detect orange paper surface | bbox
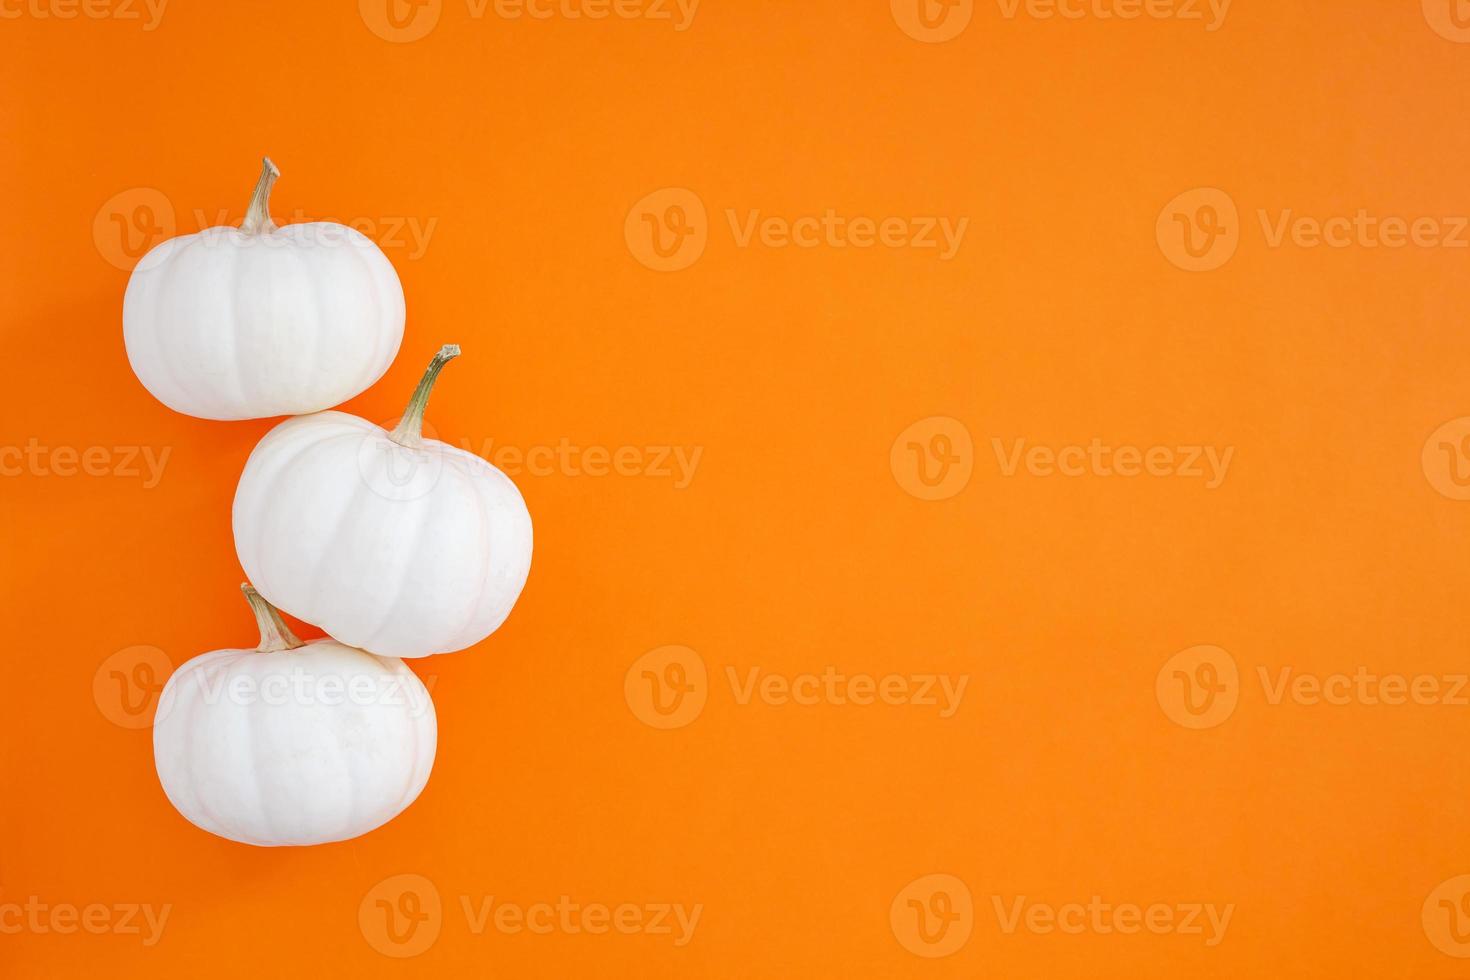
[6,1,1470,976]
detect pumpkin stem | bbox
[390,344,461,448]
[240,157,280,235]
[241,583,304,653]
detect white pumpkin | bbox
[232,345,533,659]
[153,585,436,847]
[123,157,405,420]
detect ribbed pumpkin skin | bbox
[232,412,534,659]
[153,638,436,847]
[123,223,405,420]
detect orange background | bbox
[7,0,1470,976]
